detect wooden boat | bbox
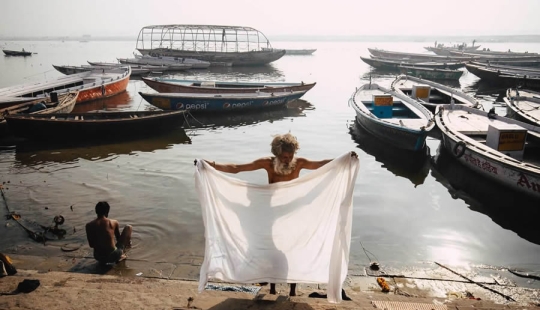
[135,25,285,66]
[349,121,430,186]
[0,91,79,136]
[504,89,540,126]
[448,50,540,61]
[348,83,435,151]
[448,49,539,57]
[87,61,171,71]
[435,103,540,199]
[469,62,540,74]
[361,56,464,70]
[117,57,192,71]
[465,63,540,89]
[5,110,187,140]
[425,45,481,56]
[3,49,32,56]
[368,48,474,62]
[0,67,131,104]
[474,59,540,67]
[284,48,316,55]
[133,54,211,69]
[141,77,316,94]
[53,64,150,76]
[139,90,308,112]
[391,75,479,112]
[398,66,464,80]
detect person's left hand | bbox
[194,159,198,166]
[351,151,358,158]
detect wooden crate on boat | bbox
[373,95,393,118]
[486,123,527,160]
[412,85,431,101]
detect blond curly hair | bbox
[271,133,300,156]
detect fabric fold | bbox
[194,153,359,303]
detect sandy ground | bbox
[1,254,539,310]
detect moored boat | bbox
[118,57,192,71]
[5,110,187,140]
[3,49,32,56]
[53,64,150,76]
[141,77,316,94]
[348,83,435,151]
[391,75,479,112]
[398,66,464,80]
[134,54,211,69]
[504,89,540,126]
[367,48,474,62]
[361,56,464,70]
[135,25,285,66]
[0,67,131,104]
[435,104,540,199]
[0,91,79,136]
[138,90,308,112]
[465,62,540,89]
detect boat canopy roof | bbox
[136,24,273,53]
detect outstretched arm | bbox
[204,158,270,174]
[297,157,332,170]
[297,152,358,170]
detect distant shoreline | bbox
[1,35,540,43]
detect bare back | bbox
[86,217,119,256]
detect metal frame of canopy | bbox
[136,24,274,53]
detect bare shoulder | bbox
[295,157,309,166]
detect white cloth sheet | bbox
[195,153,359,303]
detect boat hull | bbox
[3,49,32,56]
[440,132,540,199]
[138,48,285,66]
[75,76,130,104]
[355,113,428,151]
[398,66,463,80]
[361,56,464,70]
[142,78,316,94]
[139,92,306,112]
[5,111,186,140]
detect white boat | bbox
[117,57,192,71]
[435,104,540,199]
[262,47,316,55]
[391,75,479,112]
[349,83,435,151]
[504,89,540,126]
[53,64,150,76]
[134,54,211,69]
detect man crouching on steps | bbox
[86,201,132,265]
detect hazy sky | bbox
[2,0,540,37]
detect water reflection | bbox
[160,64,284,82]
[184,100,313,129]
[431,145,540,245]
[348,121,430,186]
[71,90,133,113]
[14,128,191,166]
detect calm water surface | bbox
[0,40,539,275]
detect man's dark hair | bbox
[95,201,110,217]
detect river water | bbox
[0,40,539,276]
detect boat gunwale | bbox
[434,104,540,174]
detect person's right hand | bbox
[194,159,198,166]
[351,151,358,158]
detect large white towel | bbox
[195,152,359,303]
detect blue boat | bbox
[138,91,308,112]
[349,83,435,151]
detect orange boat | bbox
[0,67,131,105]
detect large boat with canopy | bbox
[135,24,285,66]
